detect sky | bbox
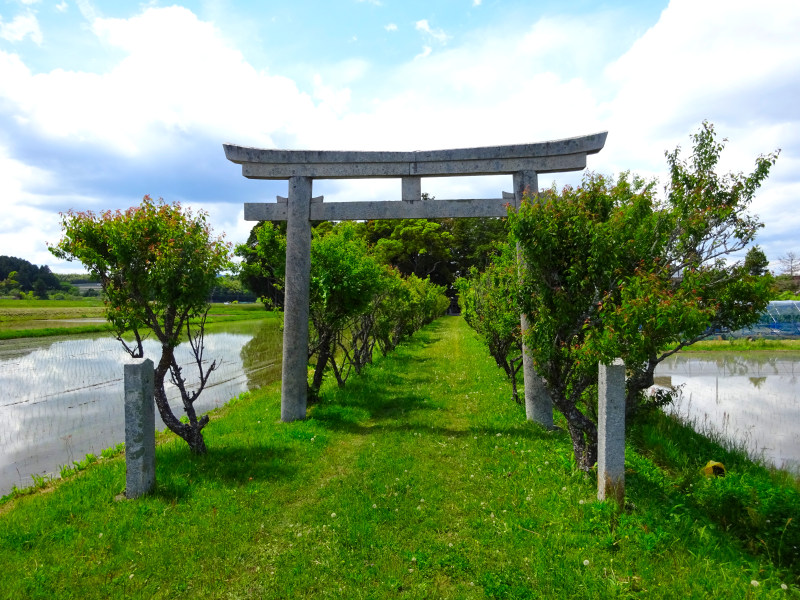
[1,0,798,273]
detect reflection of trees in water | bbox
[658,352,800,382]
[716,355,753,375]
[748,376,767,389]
[0,331,110,362]
[706,354,781,376]
[240,320,283,390]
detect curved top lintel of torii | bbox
[223,132,608,180]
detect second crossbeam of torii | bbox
[224,132,607,424]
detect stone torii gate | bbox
[224,133,607,424]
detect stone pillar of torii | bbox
[224,133,607,425]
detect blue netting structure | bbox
[728,300,800,338]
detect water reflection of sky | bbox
[0,321,281,496]
[655,353,800,474]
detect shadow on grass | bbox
[310,387,565,444]
[309,319,565,443]
[151,443,298,502]
[313,406,565,442]
[629,409,768,475]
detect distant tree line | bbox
[1,254,258,303]
[1,255,65,299]
[57,273,101,285]
[0,256,113,299]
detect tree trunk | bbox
[184,421,208,454]
[564,406,598,471]
[311,332,332,392]
[625,354,658,418]
[509,355,523,404]
[152,348,208,454]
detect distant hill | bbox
[0,255,62,292]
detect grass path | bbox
[0,317,797,598]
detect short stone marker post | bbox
[124,359,155,499]
[598,358,625,506]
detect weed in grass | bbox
[100,443,126,460]
[59,464,77,480]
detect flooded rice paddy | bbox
[655,352,800,474]
[0,319,281,496]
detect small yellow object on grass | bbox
[702,460,726,477]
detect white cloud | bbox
[0,5,328,266]
[598,0,800,176]
[473,0,482,5]
[0,143,63,268]
[56,2,68,13]
[0,6,324,156]
[385,23,397,32]
[339,16,606,153]
[592,0,800,260]
[75,0,97,23]
[0,12,42,44]
[290,0,798,225]
[415,19,449,44]
[312,73,352,115]
[2,0,800,269]
[414,45,432,60]
[605,0,800,146]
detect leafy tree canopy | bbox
[366,217,454,287]
[744,246,770,278]
[456,241,521,379]
[308,222,387,391]
[508,122,778,470]
[238,218,450,393]
[49,196,232,454]
[437,216,509,280]
[238,212,507,307]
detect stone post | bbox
[124,359,155,499]
[514,170,553,428]
[281,176,312,422]
[402,176,422,202]
[598,358,626,505]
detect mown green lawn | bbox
[1,317,797,598]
